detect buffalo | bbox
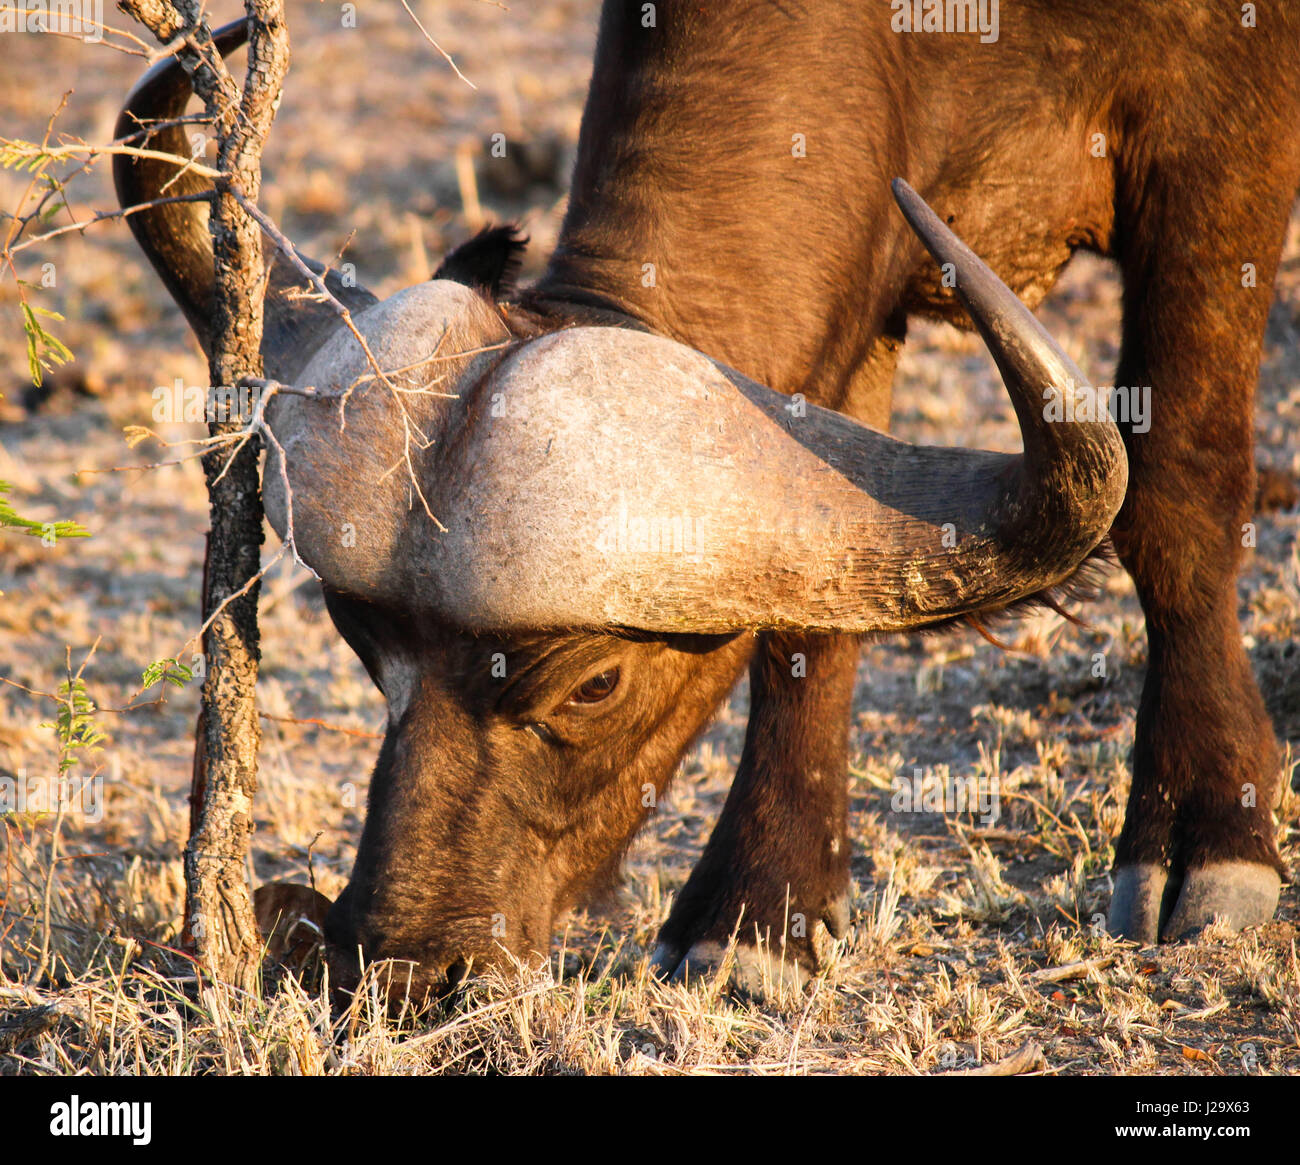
[115,2,1298,995]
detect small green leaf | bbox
[141,657,193,689]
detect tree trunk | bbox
[121,0,290,990]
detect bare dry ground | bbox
[1,2,1298,1076]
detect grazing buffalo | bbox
[116,1,1298,995]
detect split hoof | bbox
[1108,863,1173,944]
[1109,862,1280,943]
[1162,863,1281,941]
[651,939,811,998]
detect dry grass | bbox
[2,1,1299,1075]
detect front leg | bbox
[1105,155,1297,942]
[651,317,900,990]
[652,632,859,991]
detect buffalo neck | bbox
[527,2,911,407]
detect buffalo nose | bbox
[321,891,452,1009]
[323,889,367,989]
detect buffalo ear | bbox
[432,224,528,299]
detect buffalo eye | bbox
[567,667,621,706]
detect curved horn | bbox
[889,178,1119,524]
[258,190,1126,636]
[408,186,1127,633]
[113,19,376,382]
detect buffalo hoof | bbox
[1108,864,1174,944]
[1162,863,1281,941]
[1109,862,1280,943]
[650,893,847,998]
[650,939,811,998]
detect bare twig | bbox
[226,186,505,527]
[945,1041,1046,1076]
[259,712,383,740]
[0,139,222,180]
[1025,956,1115,985]
[399,0,476,89]
[1,8,161,55]
[5,191,212,253]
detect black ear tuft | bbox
[432,224,529,299]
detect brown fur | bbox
[519,0,1300,966]
[116,3,1300,992]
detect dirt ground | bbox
[1,2,1298,1076]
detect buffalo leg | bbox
[651,631,859,988]
[1107,163,1296,942]
[651,322,902,989]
